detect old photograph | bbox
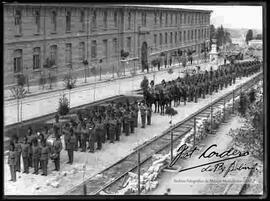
[3,2,265,197]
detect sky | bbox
[157,5,263,30]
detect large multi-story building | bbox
[4,3,212,85]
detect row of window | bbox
[13,37,133,73]
[13,8,209,36]
[153,28,209,49]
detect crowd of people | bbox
[7,59,262,182]
[7,99,154,181]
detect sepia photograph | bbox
[3,2,265,198]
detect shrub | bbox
[248,88,256,103]
[238,92,250,116]
[58,94,69,116]
[16,74,26,87]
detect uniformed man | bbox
[194,83,198,103]
[63,123,71,151]
[8,143,17,182]
[146,105,152,125]
[52,134,62,171]
[80,123,88,152]
[95,117,103,150]
[53,114,61,137]
[88,121,95,153]
[115,112,122,141]
[66,128,76,164]
[26,127,34,168]
[123,110,130,136]
[133,101,139,128]
[202,79,206,99]
[13,136,22,172]
[130,108,136,133]
[32,138,41,175]
[140,102,146,128]
[109,115,117,143]
[21,136,30,174]
[40,140,50,176]
[74,121,82,151]
[105,112,110,141]
[181,82,187,105]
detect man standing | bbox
[109,115,116,143]
[140,102,146,128]
[52,134,62,171]
[26,127,34,168]
[88,121,95,153]
[63,123,71,151]
[130,107,136,133]
[8,143,17,182]
[21,136,30,174]
[13,136,22,172]
[80,123,88,152]
[146,105,152,125]
[40,140,50,176]
[32,138,41,175]
[66,128,76,164]
[123,110,130,136]
[74,121,81,151]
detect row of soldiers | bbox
[148,60,262,105]
[59,100,152,154]
[7,129,62,182]
[7,100,153,181]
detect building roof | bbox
[4,3,212,13]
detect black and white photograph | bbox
[3,2,266,197]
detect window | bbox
[14,49,22,73]
[195,29,197,40]
[14,10,22,35]
[50,45,57,65]
[92,10,97,29]
[79,42,85,61]
[65,43,72,66]
[128,12,131,29]
[154,12,157,25]
[165,13,168,26]
[103,40,108,61]
[33,47,40,69]
[66,11,71,32]
[179,13,182,24]
[183,30,186,42]
[127,37,131,53]
[142,12,146,27]
[80,10,85,31]
[187,30,190,41]
[154,34,157,49]
[165,32,167,44]
[91,40,97,59]
[159,33,162,46]
[51,11,57,33]
[114,11,118,27]
[170,13,173,25]
[160,12,162,27]
[175,13,178,25]
[191,30,193,40]
[179,31,182,42]
[103,10,107,29]
[113,38,118,57]
[175,32,177,44]
[34,10,40,34]
[170,32,173,44]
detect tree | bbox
[210,24,216,46]
[246,29,253,44]
[58,94,70,116]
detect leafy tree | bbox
[238,92,250,116]
[246,29,253,44]
[210,24,216,46]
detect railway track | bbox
[65,72,262,195]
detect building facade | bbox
[4,3,211,85]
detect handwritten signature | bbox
[168,143,253,177]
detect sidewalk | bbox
[4,58,215,101]
[4,59,222,126]
[3,72,259,195]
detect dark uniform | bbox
[140,104,146,128]
[52,137,62,171]
[66,134,76,164]
[8,149,17,182]
[116,114,122,141]
[63,126,71,151]
[21,142,30,173]
[40,143,50,175]
[95,122,103,150]
[194,84,198,103]
[14,142,22,172]
[81,126,88,152]
[134,104,139,127]
[146,106,152,125]
[32,144,41,174]
[26,134,34,167]
[130,109,136,133]
[74,122,82,151]
[88,123,95,153]
[123,112,130,136]
[109,118,117,143]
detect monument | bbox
[209,38,219,65]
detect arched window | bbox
[34,10,40,34]
[51,11,57,33]
[33,47,40,69]
[50,45,57,65]
[14,10,22,35]
[66,11,71,32]
[14,49,23,73]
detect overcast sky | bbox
[157,5,263,30]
